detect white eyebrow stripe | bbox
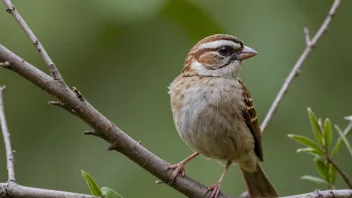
[197,40,241,50]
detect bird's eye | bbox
[217,46,233,56]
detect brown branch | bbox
[0,183,95,198]
[0,86,16,183]
[282,189,352,198]
[2,0,64,83]
[0,44,232,198]
[325,155,352,189]
[260,0,342,133]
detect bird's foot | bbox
[207,180,222,198]
[166,162,186,184]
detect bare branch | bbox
[0,86,16,183]
[282,189,352,198]
[0,183,95,198]
[260,0,342,132]
[2,0,64,83]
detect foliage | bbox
[288,108,352,188]
[82,170,123,198]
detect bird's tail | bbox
[240,163,278,198]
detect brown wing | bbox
[238,79,263,162]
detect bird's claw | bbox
[206,181,222,198]
[166,163,186,184]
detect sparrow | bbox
[168,34,278,198]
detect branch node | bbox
[132,141,142,150]
[304,27,312,46]
[48,101,65,108]
[72,87,85,101]
[48,100,77,115]
[5,6,15,13]
[83,130,100,137]
[0,61,11,68]
[106,144,117,151]
[294,70,301,77]
[155,180,164,184]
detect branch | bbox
[282,189,352,198]
[260,0,342,132]
[325,155,352,189]
[0,43,232,198]
[0,183,95,198]
[2,0,64,83]
[0,86,15,183]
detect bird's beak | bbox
[237,46,258,60]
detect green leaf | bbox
[307,108,323,145]
[101,187,123,198]
[301,175,328,185]
[296,148,321,158]
[335,125,352,158]
[323,118,332,151]
[288,134,322,152]
[332,124,352,158]
[344,116,352,122]
[81,170,102,196]
[314,158,329,182]
[329,163,337,185]
[331,125,344,158]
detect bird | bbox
[168,34,278,198]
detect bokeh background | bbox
[1,0,352,197]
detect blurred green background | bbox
[1,0,352,197]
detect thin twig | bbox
[0,86,16,182]
[2,0,65,84]
[0,183,95,198]
[260,0,342,133]
[325,154,352,189]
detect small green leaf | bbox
[288,134,321,152]
[332,124,352,158]
[307,108,323,145]
[314,158,329,182]
[328,163,337,184]
[296,148,321,158]
[344,116,352,122]
[101,187,123,198]
[331,125,344,158]
[323,118,332,151]
[301,175,328,185]
[81,170,102,196]
[335,125,352,158]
